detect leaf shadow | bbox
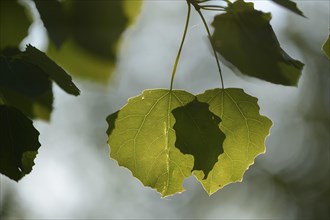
[106,111,119,136]
[172,99,225,179]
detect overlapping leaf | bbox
[172,99,225,179]
[0,105,40,181]
[270,0,305,17]
[212,0,304,86]
[45,0,143,83]
[0,0,31,49]
[195,88,272,195]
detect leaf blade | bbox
[107,89,195,197]
[21,45,80,96]
[0,105,41,181]
[0,0,31,49]
[270,0,305,17]
[212,0,304,86]
[196,88,272,195]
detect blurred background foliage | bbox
[0,0,329,219]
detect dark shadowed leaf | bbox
[0,105,40,181]
[0,0,31,49]
[270,0,305,17]
[196,88,272,195]
[0,45,79,120]
[107,89,195,197]
[0,48,50,97]
[172,99,225,179]
[33,0,69,48]
[212,0,304,86]
[0,48,53,120]
[106,111,119,136]
[70,0,128,59]
[21,45,80,96]
[322,35,330,59]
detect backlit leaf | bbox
[0,105,40,181]
[212,0,304,86]
[196,88,272,195]
[322,35,330,59]
[270,0,305,17]
[107,89,195,197]
[0,0,31,49]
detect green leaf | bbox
[107,89,195,197]
[33,0,69,48]
[0,48,51,97]
[47,0,143,83]
[0,48,53,120]
[195,88,272,195]
[212,0,304,86]
[270,0,305,17]
[172,99,225,179]
[0,105,41,181]
[47,39,116,83]
[322,35,330,60]
[0,0,32,49]
[21,45,80,96]
[0,45,79,120]
[0,86,53,121]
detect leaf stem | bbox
[170,2,191,91]
[195,8,225,89]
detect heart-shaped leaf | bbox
[107,89,195,197]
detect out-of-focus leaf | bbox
[0,48,50,97]
[0,45,79,120]
[270,0,305,17]
[70,0,128,59]
[21,45,80,96]
[0,105,40,181]
[47,40,116,83]
[107,89,195,197]
[196,88,272,195]
[47,0,143,83]
[212,0,304,86]
[322,35,330,59]
[0,0,31,49]
[0,87,53,121]
[33,0,69,48]
[0,48,53,120]
[172,99,225,179]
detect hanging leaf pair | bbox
[106,88,272,197]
